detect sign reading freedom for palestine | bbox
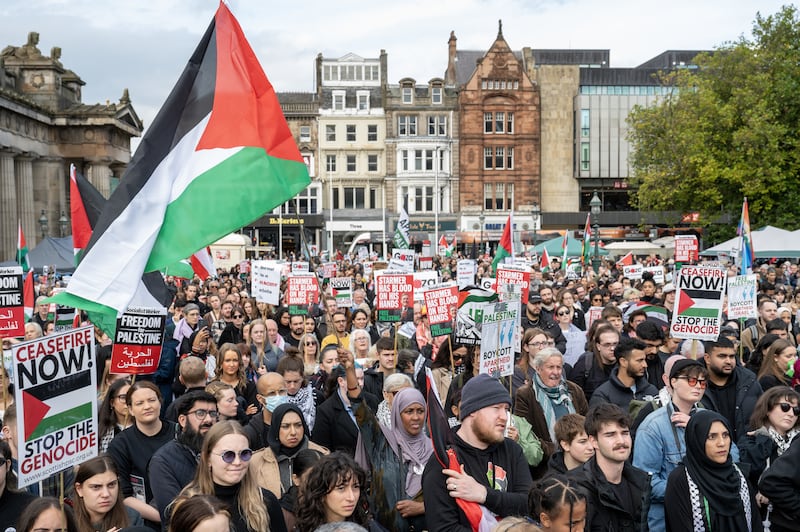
[0,266,24,337]
[110,307,167,374]
[12,326,98,487]
[669,264,726,341]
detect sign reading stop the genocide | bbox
[670,264,725,341]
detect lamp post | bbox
[479,212,485,259]
[38,209,48,239]
[59,211,69,237]
[590,191,602,274]
[531,202,540,247]
[434,147,440,256]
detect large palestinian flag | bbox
[58,2,310,319]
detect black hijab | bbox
[683,410,750,530]
[267,402,309,456]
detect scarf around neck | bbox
[532,373,575,441]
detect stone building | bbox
[0,32,141,261]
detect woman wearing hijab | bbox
[664,410,762,532]
[250,403,329,499]
[355,386,432,531]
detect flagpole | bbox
[278,204,283,260]
[382,185,386,260]
[435,147,440,257]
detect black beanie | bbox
[459,373,511,420]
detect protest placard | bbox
[423,283,459,337]
[419,257,433,270]
[413,271,439,302]
[375,273,413,322]
[321,262,337,279]
[330,277,353,308]
[496,265,530,303]
[391,249,415,272]
[12,325,97,487]
[251,260,282,305]
[110,307,167,374]
[479,302,518,378]
[0,266,24,337]
[455,287,499,346]
[285,274,319,314]
[674,235,699,262]
[291,261,309,273]
[643,266,665,285]
[726,274,758,320]
[623,264,644,281]
[457,260,476,289]
[670,264,726,341]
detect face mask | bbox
[264,395,288,412]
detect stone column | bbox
[87,159,112,198]
[33,157,67,237]
[0,150,18,261]
[15,155,37,245]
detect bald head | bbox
[257,372,286,396]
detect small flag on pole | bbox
[17,220,29,272]
[491,212,514,273]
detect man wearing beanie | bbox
[423,373,532,530]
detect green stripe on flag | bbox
[146,148,309,273]
[29,402,93,441]
[679,307,720,318]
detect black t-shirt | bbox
[708,375,737,432]
[609,478,636,518]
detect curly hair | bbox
[295,452,370,531]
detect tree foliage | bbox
[627,5,800,240]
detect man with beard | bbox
[522,292,566,354]
[590,338,658,411]
[149,390,217,526]
[423,373,532,530]
[700,336,762,441]
[283,314,306,348]
[210,299,234,344]
[570,403,650,531]
[636,321,667,390]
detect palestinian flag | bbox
[560,230,569,270]
[491,213,513,273]
[56,2,310,322]
[190,247,216,280]
[540,247,551,272]
[449,235,457,257]
[582,212,591,266]
[16,220,29,272]
[50,166,172,336]
[164,260,195,281]
[623,301,669,330]
[616,251,634,267]
[22,368,94,440]
[438,235,449,256]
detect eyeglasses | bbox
[233,314,244,318]
[557,311,570,316]
[305,341,317,346]
[214,449,253,463]
[115,394,127,402]
[675,376,707,389]
[778,402,800,416]
[591,298,603,303]
[599,342,619,349]
[528,341,548,348]
[187,409,219,420]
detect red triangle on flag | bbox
[677,291,696,315]
[22,391,51,440]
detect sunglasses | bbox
[675,376,707,389]
[214,449,253,463]
[778,402,800,416]
[233,314,244,318]
[305,341,317,346]
[557,311,570,316]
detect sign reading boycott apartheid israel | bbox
[480,302,518,378]
[12,325,97,487]
[670,264,726,341]
[110,307,167,374]
[726,274,758,320]
[0,266,24,337]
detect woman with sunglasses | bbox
[757,339,797,391]
[173,420,287,532]
[97,378,133,453]
[219,306,246,345]
[738,386,800,516]
[430,338,468,406]
[108,381,177,528]
[557,288,586,331]
[512,328,551,398]
[300,333,320,375]
[212,343,259,416]
[555,304,586,368]
[73,455,143,530]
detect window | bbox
[325,125,336,142]
[370,188,377,208]
[326,154,336,172]
[367,124,378,141]
[414,186,434,212]
[300,126,311,142]
[581,109,590,138]
[484,183,493,210]
[398,115,417,136]
[368,154,378,172]
[402,87,413,104]
[495,112,505,134]
[413,150,434,171]
[401,150,410,171]
[581,142,590,171]
[484,147,493,169]
[346,124,356,142]
[483,183,514,210]
[431,87,442,104]
[428,115,447,136]
[295,185,319,214]
[495,147,505,169]
[506,147,514,169]
[506,113,514,134]
[483,146,514,170]
[333,91,345,111]
[357,91,370,111]
[484,113,493,134]
[343,187,365,209]
[346,155,356,172]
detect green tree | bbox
[628,5,800,242]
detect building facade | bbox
[0,32,141,261]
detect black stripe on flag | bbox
[24,369,92,402]
[680,289,721,300]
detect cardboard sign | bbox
[376,273,413,322]
[285,274,319,314]
[251,260,282,305]
[496,265,530,303]
[12,326,98,487]
[623,264,644,281]
[644,266,665,285]
[419,257,433,270]
[670,264,726,340]
[674,235,699,263]
[423,283,459,337]
[321,262,337,279]
[391,249,415,273]
[110,307,167,374]
[291,261,310,273]
[0,266,24,337]
[479,302,518,378]
[330,277,353,308]
[726,274,758,320]
[457,260,477,289]
[455,287,499,346]
[586,306,604,332]
[413,271,440,302]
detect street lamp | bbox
[59,211,69,237]
[479,212,485,259]
[38,209,48,239]
[590,191,602,274]
[531,202,540,246]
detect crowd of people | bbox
[1,253,800,531]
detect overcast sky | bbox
[2,0,788,142]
